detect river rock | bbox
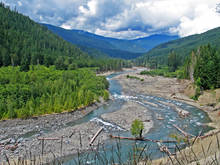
[65,140,70,144]
[35,134,41,137]
[16,138,23,143]
[0,138,12,145]
[10,138,16,144]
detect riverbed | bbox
[0,68,214,164]
[63,68,213,165]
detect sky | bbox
[3,0,220,39]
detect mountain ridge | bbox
[43,24,178,59]
[0,3,127,71]
[137,26,220,64]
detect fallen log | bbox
[199,130,220,140]
[157,100,190,118]
[156,114,164,120]
[89,127,103,146]
[109,135,177,143]
[37,137,60,140]
[173,125,220,142]
[173,96,195,103]
[4,144,18,151]
[172,124,195,138]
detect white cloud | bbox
[172,4,220,37]
[3,0,220,39]
[17,1,22,6]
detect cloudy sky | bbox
[3,0,220,39]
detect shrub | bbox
[131,119,144,138]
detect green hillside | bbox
[0,3,88,67]
[0,3,126,119]
[0,3,126,71]
[136,27,220,65]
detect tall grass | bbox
[2,134,220,165]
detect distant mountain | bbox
[106,34,179,53]
[138,27,220,64]
[43,24,178,59]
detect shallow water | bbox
[63,71,213,164]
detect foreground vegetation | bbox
[4,133,219,165]
[0,66,109,119]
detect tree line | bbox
[184,44,220,90]
[140,44,220,92]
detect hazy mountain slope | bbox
[43,24,178,59]
[106,34,178,53]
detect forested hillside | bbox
[0,3,126,119]
[44,24,143,59]
[135,27,220,66]
[0,3,128,72]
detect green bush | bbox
[103,90,109,101]
[126,75,143,81]
[131,119,144,138]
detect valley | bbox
[1,2,220,164]
[1,67,218,164]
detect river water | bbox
[63,71,213,165]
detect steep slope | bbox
[43,24,143,59]
[139,27,220,63]
[43,24,178,59]
[0,3,91,68]
[0,3,127,71]
[43,24,116,50]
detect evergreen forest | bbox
[0,3,130,72]
[185,45,220,90]
[0,66,109,119]
[0,3,126,119]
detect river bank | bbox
[1,67,219,164]
[0,100,108,163]
[0,68,154,164]
[112,67,220,165]
[114,68,220,130]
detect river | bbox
[63,71,213,165]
